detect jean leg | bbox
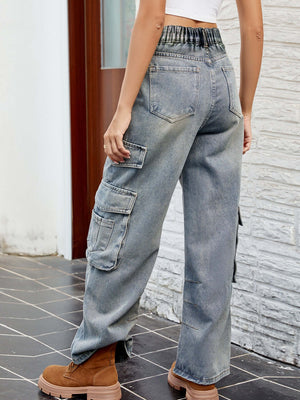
[70,62,203,365]
[174,103,244,383]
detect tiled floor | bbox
[0,254,299,400]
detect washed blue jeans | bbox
[71,25,244,385]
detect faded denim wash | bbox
[71,25,244,385]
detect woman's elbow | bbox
[136,11,165,30]
[241,24,264,40]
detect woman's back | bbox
[135,0,224,23]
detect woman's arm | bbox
[236,0,264,153]
[103,0,166,164]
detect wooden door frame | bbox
[68,0,125,258]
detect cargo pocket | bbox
[232,206,243,283]
[112,139,147,169]
[86,181,137,271]
[149,65,200,123]
[221,66,244,120]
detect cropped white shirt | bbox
[135,0,224,23]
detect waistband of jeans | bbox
[158,25,223,47]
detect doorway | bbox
[68,0,135,258]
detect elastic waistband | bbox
[158,25,223,47]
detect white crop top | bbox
[135,0,224,23]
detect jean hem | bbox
[172,365,231,385]
[71,337,133,365]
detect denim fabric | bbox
[71,25,244,385]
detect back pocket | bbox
[149,65,200,123]
[221,66,243,120]
[86,181,137,271]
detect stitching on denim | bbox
[173,365,230,384]
[181,320,204,331]
[102,180,137,197]
[153,51,227,63]
[221,66,243,120]
[113,139,147,169]
[196,67,215,132]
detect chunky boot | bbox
[38,343,121,400]
[168,361,219,400]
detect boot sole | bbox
[167,369,219,400]
[38,374,122,400]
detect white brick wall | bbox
[140,0,300,366]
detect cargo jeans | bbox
[71,25,244,385]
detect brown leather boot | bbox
[38,343,121,400]
[168,361,219,400]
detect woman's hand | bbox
[243,113,252,154]
[103,107,132,164]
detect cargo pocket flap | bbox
[95,181,137,214]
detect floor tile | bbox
[0,352,70,380]
[0,325,21,335]
[3,288,70,304]
[0,278,45,291]
[57,283,86,296]
[38,298,83,314]
[0,254,46,269]
[117,356,166,384]
[36,328,77,350]
[132,331,178,356]
[37,274,84,287]
[2,265,55,279]
[0,379,49,400]
[137,314,177,331]
[142,347,178,370]
[122,373,185,400]
[230,352,300,378]
[130,324,149,335]
[60,310,83,325]
[1,302,49,319]
[0,335,51,356]
[266,377,300,391]
[0,292,21,303]
[156,325,181,342]
[219,377,299,400]
[1,315,76,336]
[217,363,259,388]
[121,387,149,399]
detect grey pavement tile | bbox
[117,355,166,384]
[122,373,184,400]
[230,352,300,378]
[137,314,177,331]
[1,302,49,319]
[0,379,49,400]
[1,315,76,336]
[38,298,83,315]
[35,328,77,350]
[219,377,299,400]
[141,347,178,370]
[132,332,178,355]
[0,335,51,356]
[56,283,86,297]
[0,352,70,380]
[2,288,70,304]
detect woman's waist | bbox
[164,14,217,29]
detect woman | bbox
[38,0,263,399]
